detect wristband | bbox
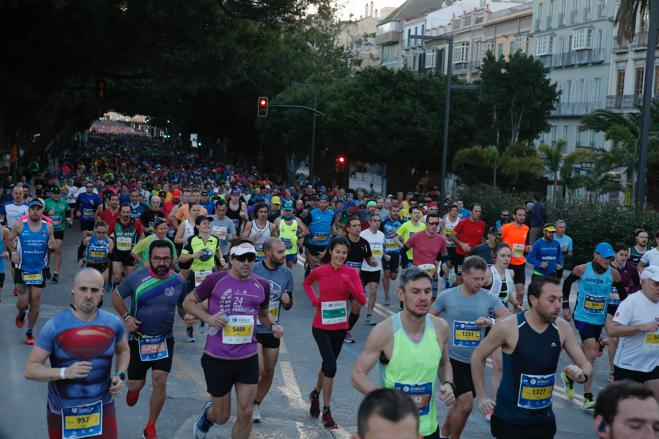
[577,373,588,384]
[122,313,132,321]
[442,381,456,393]
[490,318,496,327]
[60,367,66,380]
[114,371,126,381]
[561,300,570,310]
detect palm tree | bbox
[538,140,567,201]
[558,148,598,201]
[615,0,649,43]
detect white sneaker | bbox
[252,404,262,423]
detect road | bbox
[0,229,604,439]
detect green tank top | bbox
[278,218,298,255]
[381,313,441,436]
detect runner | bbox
[395,206,426,270]
[65,179,79,222]
[131,218,177,269]
[24,268,129,439]
[443,204,461,285]
[470,227,499,265]
[352,267,456,438]
[242,202,278,263]
[184,241,282,439]
[593,381,659,439]
[111,239,188,439]
[430,256,510,439]
[81,220,114,290]
[561,242,625,409]
[274,201,308,269]
[360,213,388,325]
[97,193,121,233]
[0,223,8,302]
[404,213,449,300]
[449,204,486,283]
[553,220,573,279]
[44,185,69,283]
[526,224,563,279]
[209,200,236,264]
[501,206,531,308]
[251,237,294,423]
[226,188,248,236]
[110,205,144,286]
[353,389,420,439]
[471,276,592,439]
[303,236,366,429]
[9,199,56,344]
[381,205,402,306]
[629,229,650,268]
[77,181,103,237]
[140,195,165,235]
[607,265,659,396]
[1,183,29,228]
[302,194,336,275]
[638,231,659,271]
[494,209,510,232]
[172,189,209,227]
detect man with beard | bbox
[140,195,166,235]
[110,205,145,286]
[471,276,592,439]
[111,240,188,439]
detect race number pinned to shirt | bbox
[370,243,384,257]
[452,320,482,347]
[22,271,43,285]
[512,244,525,258]
[116,236,132,251]
[138,335,169,361]
[583,294,606,314]
[321,300,347,325]
[417,264,437,276]
[281,237,293,250]
[61,400,103,439]
[211,226,227,240]
[311,232,327,242]
[609,287,621,306]
[517,373,554,410]
[194,270,213,287]
[52,215,62,228]
[645,321,659,349]
[345,261,361,270]
[222,315,254,344]
[269,301,280,322]
[394,382,433,416]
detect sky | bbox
[336,0,406,20]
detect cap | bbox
[195,216,213,226]
[319,195,329,202]
[543,224,556,232]
[50,185,61,193]
[265,184,271,189]
[29,199,43,209]
[230,243,256,256]
[231,188,241,195]
[282,201,293,211]
[595,242,615,259]
[154,217,168,227]
[344,200,356,209]
[428,202,439,208]
[271,196,281,205]
[366,201,377,207]
[640,265,659,282]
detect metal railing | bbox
[605,94,640,110]
[551,101,600,116]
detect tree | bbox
[498,141,545,190]
[615,0,649,43]
[538,140,567,201]
[476,52,559,148]
[452,145,499,187]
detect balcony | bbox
[375,31,401,45]
[546,16,552,29]
[597,3,604,18]
[570,10,577,24]
[550,49,606,67]
[558,12,564,26]
[582,7,589,21]
[551,101,599,117]
[453,61,478,75]
[534,18,541,32]
[605,94,640,111]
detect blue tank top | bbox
[494,312,561,425]
[305,208,334,247]
[85,235,111,264]
[574,262,612,325]
[18,220,49,273]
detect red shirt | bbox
[303,264,366,330]
[112,218,144,236]
[99,207,121,231]
[406,232,448,266]
[454,218,486,256]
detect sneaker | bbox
[142,422,158,439]
[322,409,338,430]
[15,312,25,329]
[344,331,355,344]
[51,273,59,284]
[309,390,320,418]
[199,321,206,335]
[364,314,372,325]
[561,372,575,400]
[583,393,596,410]
[384,298,391,306]
[126,389,140,407]
[186,328,196,343]
[193,401,213,439]
[24,333,35,345]
[251,404,262,423]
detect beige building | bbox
[338,16,382,69]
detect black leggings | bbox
[312,327,347,378]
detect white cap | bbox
[640,265,659,282]
[230,243,256,256]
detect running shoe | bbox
[583,393,596,409]
[24,333,35,345]
[193,401,213,439]
[344,331,355,344]
[51,273,59,284]
[126,389,140,407]
[561,372,575,400]
[309,390,320,418]
[199,321,206,335]
[15,312,25,329]
[322,409,338,430]
[142,421,158,439]
[364,314,373,325]
[384,298,391,306]
[186,328,196,343]
[251,404,262,423]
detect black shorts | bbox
[607,304,619,316]
[14,268,45,288]
[128,338,175,380]
[450,358,475,397]
[491,415,556,439]
[85,262,109,273]
[256,330,281,349]
[614,365,659,383]
[452,252,465,275]
[54,230,64,240]
[110,249,135,266]
[360,270,381,285]
[80,219,95,231]
[0,272,5,287]
[574,319,603,342]
[382,252,400,273]
[511,264,526,285]
[424,428,439,439]
[201,354,259,398]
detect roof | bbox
[380,0,449,24]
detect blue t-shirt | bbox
[553,234,573,254]
[36,308,124,413]
[77,193,102,220]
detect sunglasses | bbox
[428,222,440,226]
[232,253,256,262]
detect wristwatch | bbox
[114,371,126,381]
[442,381,456,393]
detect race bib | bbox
[370,243,383,257]
[321,300,347,325]
[417,263,437,276]
[194,270,213,287]
[512,244,525,257]
[453,320,482,347]
[62,400,103,439]
[560,243,568,252]
[384,238,399,251]
[394,382,432,416]
[345,261,361,270]
[52,215,62,228]
[608,288,620,306]
[116,236,132,251]
[138,335,169,361]
[211,226,227,240]
[311,232,328,242]
[281,237,293,250]
[82,208,94,218]
[645,331,659,349]
[23,271,43,285]
[517,373,554,410]
[255,246,265,262]
[583,294,606,314]
[223,315,254,344]
[269,301,280,322]
[89,251,107,259]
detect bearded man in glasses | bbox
[404,213,450,300]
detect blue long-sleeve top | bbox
[526,238,563,275]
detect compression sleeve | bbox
[562,272,579,308]
[614,280,628,302]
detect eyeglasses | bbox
[151,256,172,263]
[233,253,256,262]
[86,185,94,189]
[427,222,440,226]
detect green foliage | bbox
[499,141,545,189]
[452,145,499,186]
[458,186,532,227]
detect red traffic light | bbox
[337,156,345,164]
[257,97,269,117]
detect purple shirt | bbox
[195,270,270,360]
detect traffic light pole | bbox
[310,89,318,187]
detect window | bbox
[425,50,436,69]
[563,125,569,142]
[498,42,504,57]
[512,36,529,53]
[615,69,625,96]
[592,77,601,102]
[538,3,543,23]
[484,40,495,56]
[382,45,398,63]
[453,41,469,63]
[635,67,645,97]
[535,35,554,55]
[572,27,592,50]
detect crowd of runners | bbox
[1,129,657,439]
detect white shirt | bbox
[640,248,659,267]
[613,291,659,372]
[360,228,385,272]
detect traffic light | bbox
[335,154,347,172]
[257,97,269,117]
